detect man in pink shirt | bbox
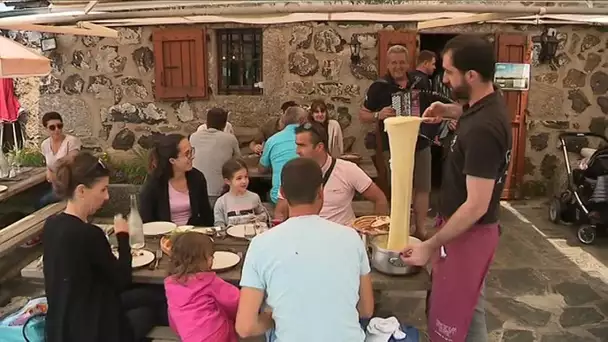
[274,122,388,226]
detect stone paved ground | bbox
[3,200,608,341]
[374,200,608,341]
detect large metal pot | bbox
[368,235,422,276]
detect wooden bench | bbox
[263,200,375,218]
[147,326,265,341]
[0,201,66,258]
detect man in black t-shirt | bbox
[400,36,511,342]
[359,46,439,239]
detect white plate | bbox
[226,224,254,239]
[112,249,155,268]
[143,221,177,236]
[190,227,219,235]
[0,185,7,193]
[212,251,240,271]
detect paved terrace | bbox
[1,201,608,341]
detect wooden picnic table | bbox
[0,167,47,202]
[248,160,377,179]
[21,230,429,291]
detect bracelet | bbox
[374,112,379,120]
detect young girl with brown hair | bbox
[213,158,269,227]
[308,99,344,157]
[164,232,240,342]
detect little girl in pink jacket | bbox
[164,232,240,342]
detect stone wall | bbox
[9,22,608,197]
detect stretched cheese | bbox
[384,116,423,251]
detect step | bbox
[263,200,375,218]
[147,326,265,341]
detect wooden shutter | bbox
[375,31,418,197]
[153,29,208,100]
[495,34,530,200]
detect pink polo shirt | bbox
[281,157,372,226]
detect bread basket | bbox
[340,153,362,165]
[352,215,389,236]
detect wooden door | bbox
[495,34,530,200]
[375,31,418,197]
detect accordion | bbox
[390,89,454,117]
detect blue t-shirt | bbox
[259,124,299,203]
[240,215,370,342]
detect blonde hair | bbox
[387,44,409,56]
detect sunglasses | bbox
[47,123,63,131]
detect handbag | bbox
[0,297,47,342]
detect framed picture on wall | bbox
[494,63,530,91]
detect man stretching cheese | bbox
[400,35,511,342]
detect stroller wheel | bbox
[577,225,596,245]
[549,198,562,223]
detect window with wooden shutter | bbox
[153,29,208,100]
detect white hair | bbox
[387,44,409,56]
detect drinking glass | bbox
[244,224,256,241]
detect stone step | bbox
[147,326,264,342]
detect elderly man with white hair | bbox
[257,106,308,205]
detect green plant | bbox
[13,147,46,167]
[104,147,150,185]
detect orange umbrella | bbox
[0,36,51,78]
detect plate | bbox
[190,227,219,235]
[212,251,240,271]
[112,249,155,268]
[226,224,266,239]
[0,185,7,193]
[143,221,177,236]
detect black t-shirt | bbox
[363,73,442,151]
[439,92,512,225]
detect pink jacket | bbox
[164,272,240,342]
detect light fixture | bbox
[349,35,361,64]
[538,28,559,64]
[40,37,57,52]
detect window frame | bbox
[215,28,263,96]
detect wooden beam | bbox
[84,0,99,15]
[0,22,118,38]
[417,13,519,30]
[77,21,118,37]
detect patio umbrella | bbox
[0,36,50,78]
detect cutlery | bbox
[151,249,163,270]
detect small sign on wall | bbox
[494,63,530,91]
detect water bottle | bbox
[128,194,145,249]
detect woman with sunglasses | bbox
[37,111,82,209]
[308,99,344,157]
[138,134,214,226]
[43,152,166,342]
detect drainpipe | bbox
[2,3,608,25]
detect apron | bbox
[427,218,499,342]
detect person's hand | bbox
[400,240,434,266]
[448,120,458,131]
[378,106,396,120]
[253,144,263,155]
[114,214,129,235]
[422,101,449,124]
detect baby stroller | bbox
[549,132,608,244]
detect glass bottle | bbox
[128,194,145,249]
[0,150,9,178]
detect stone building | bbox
[1,1,608,198]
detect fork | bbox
[151,249,163,270]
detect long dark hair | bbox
[220,158,248,195]
[148,134,185,181]
[54,152,110,200]
[309,99,330,132]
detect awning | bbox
[0,36,50,78]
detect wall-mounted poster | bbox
[494,63,530,91]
